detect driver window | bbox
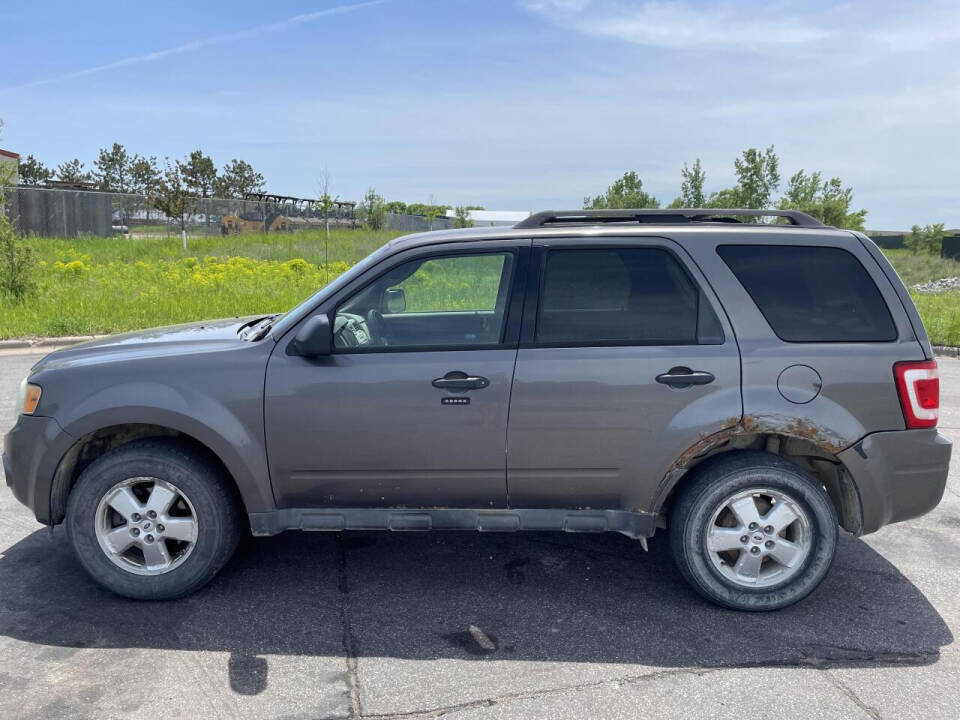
[334,252,514,350]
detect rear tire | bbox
[669,451,838,611]
[66,439,242,600]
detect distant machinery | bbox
[220,192,356,234]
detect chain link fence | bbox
[1,186,456,239]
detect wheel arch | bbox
[652,431,864,535]
[50,411,273,524]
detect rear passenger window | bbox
[537,248,722,345]
[718,245,896,342]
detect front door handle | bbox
[655,366,715,388]
[432,371,490,391]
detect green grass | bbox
[27,228,398,266]
[0,229,403,338]
[911,291,960,346]
[884,249,960,286]
[885,250,960,344]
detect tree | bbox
[708,145,780,209]
[679,159,706,207]
[422,195,447,229]
[180,150,218,198]
[407,202,450,218]
[315,169,339,280]
[129,155,160,195]
[705,187,742,208]
[130,155,161,223]
[453,205,473,228]
[585,171,659,209]
[94,143,134,193]
[385,200,408,214]
[777,170,867,230]
[18,155,53,186]
[149,158,196,249]
[359,187,387,230]
[56,158,92,185]
[214,159,264,199]
[734,145,780,208]
[905,223,945,255]
[179,150,217,233]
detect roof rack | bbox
[514,208,825,229]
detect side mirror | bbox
[382,287,406,314]
[291,314,332,357]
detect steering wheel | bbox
[366,309,387,346]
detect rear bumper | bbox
[3,415,73,525]
[837,428,952,535]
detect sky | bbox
[1,0,958,229]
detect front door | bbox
[265,241,528,509]
[506,239,742,512]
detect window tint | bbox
[335,252,513,350]
[718,245,896,342]
[537,248,709,345]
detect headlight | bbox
[16,378,42,416]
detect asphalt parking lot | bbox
[1,346,959,720]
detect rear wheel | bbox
[669,451,838,611]
[66,439,241,600]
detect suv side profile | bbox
[3,208,950,610]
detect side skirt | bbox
[248,507,656,540]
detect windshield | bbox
[269,242,393,338]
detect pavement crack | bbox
[337,535,363,720]
[359,651,936,720]
[823,670,882,720]
[359,667,717,719]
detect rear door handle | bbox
[432,371,490,391]
[655,367,715,388]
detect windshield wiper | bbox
[241,314,281,342]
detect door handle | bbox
[655,367,715,388]
[432,371,490,391]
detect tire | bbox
[66,439,242,600]
[668,451,838,611]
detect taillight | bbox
[894,360,939,428]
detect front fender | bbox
[52,380,273,516]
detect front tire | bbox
[669,451,838,611]
[66,439,242,600]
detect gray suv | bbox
[3,209,951,610]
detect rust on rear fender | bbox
[652,414,852,514]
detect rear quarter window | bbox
[717,244,897,343]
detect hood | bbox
[31,316,265,373]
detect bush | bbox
[453,205,473,228]
[0,219,37,303]
[360,187,387,231]
[905,223,945,255]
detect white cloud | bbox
[5,0,385,90]
[521,0,960,53]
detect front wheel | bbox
[66,439,242,600]
[669,451,838,611]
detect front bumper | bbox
[3,414,73,524]
[837,428,952,535]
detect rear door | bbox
[506,237,742,512]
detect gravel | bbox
[913,276,960,293]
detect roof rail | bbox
[514,208,826,229]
